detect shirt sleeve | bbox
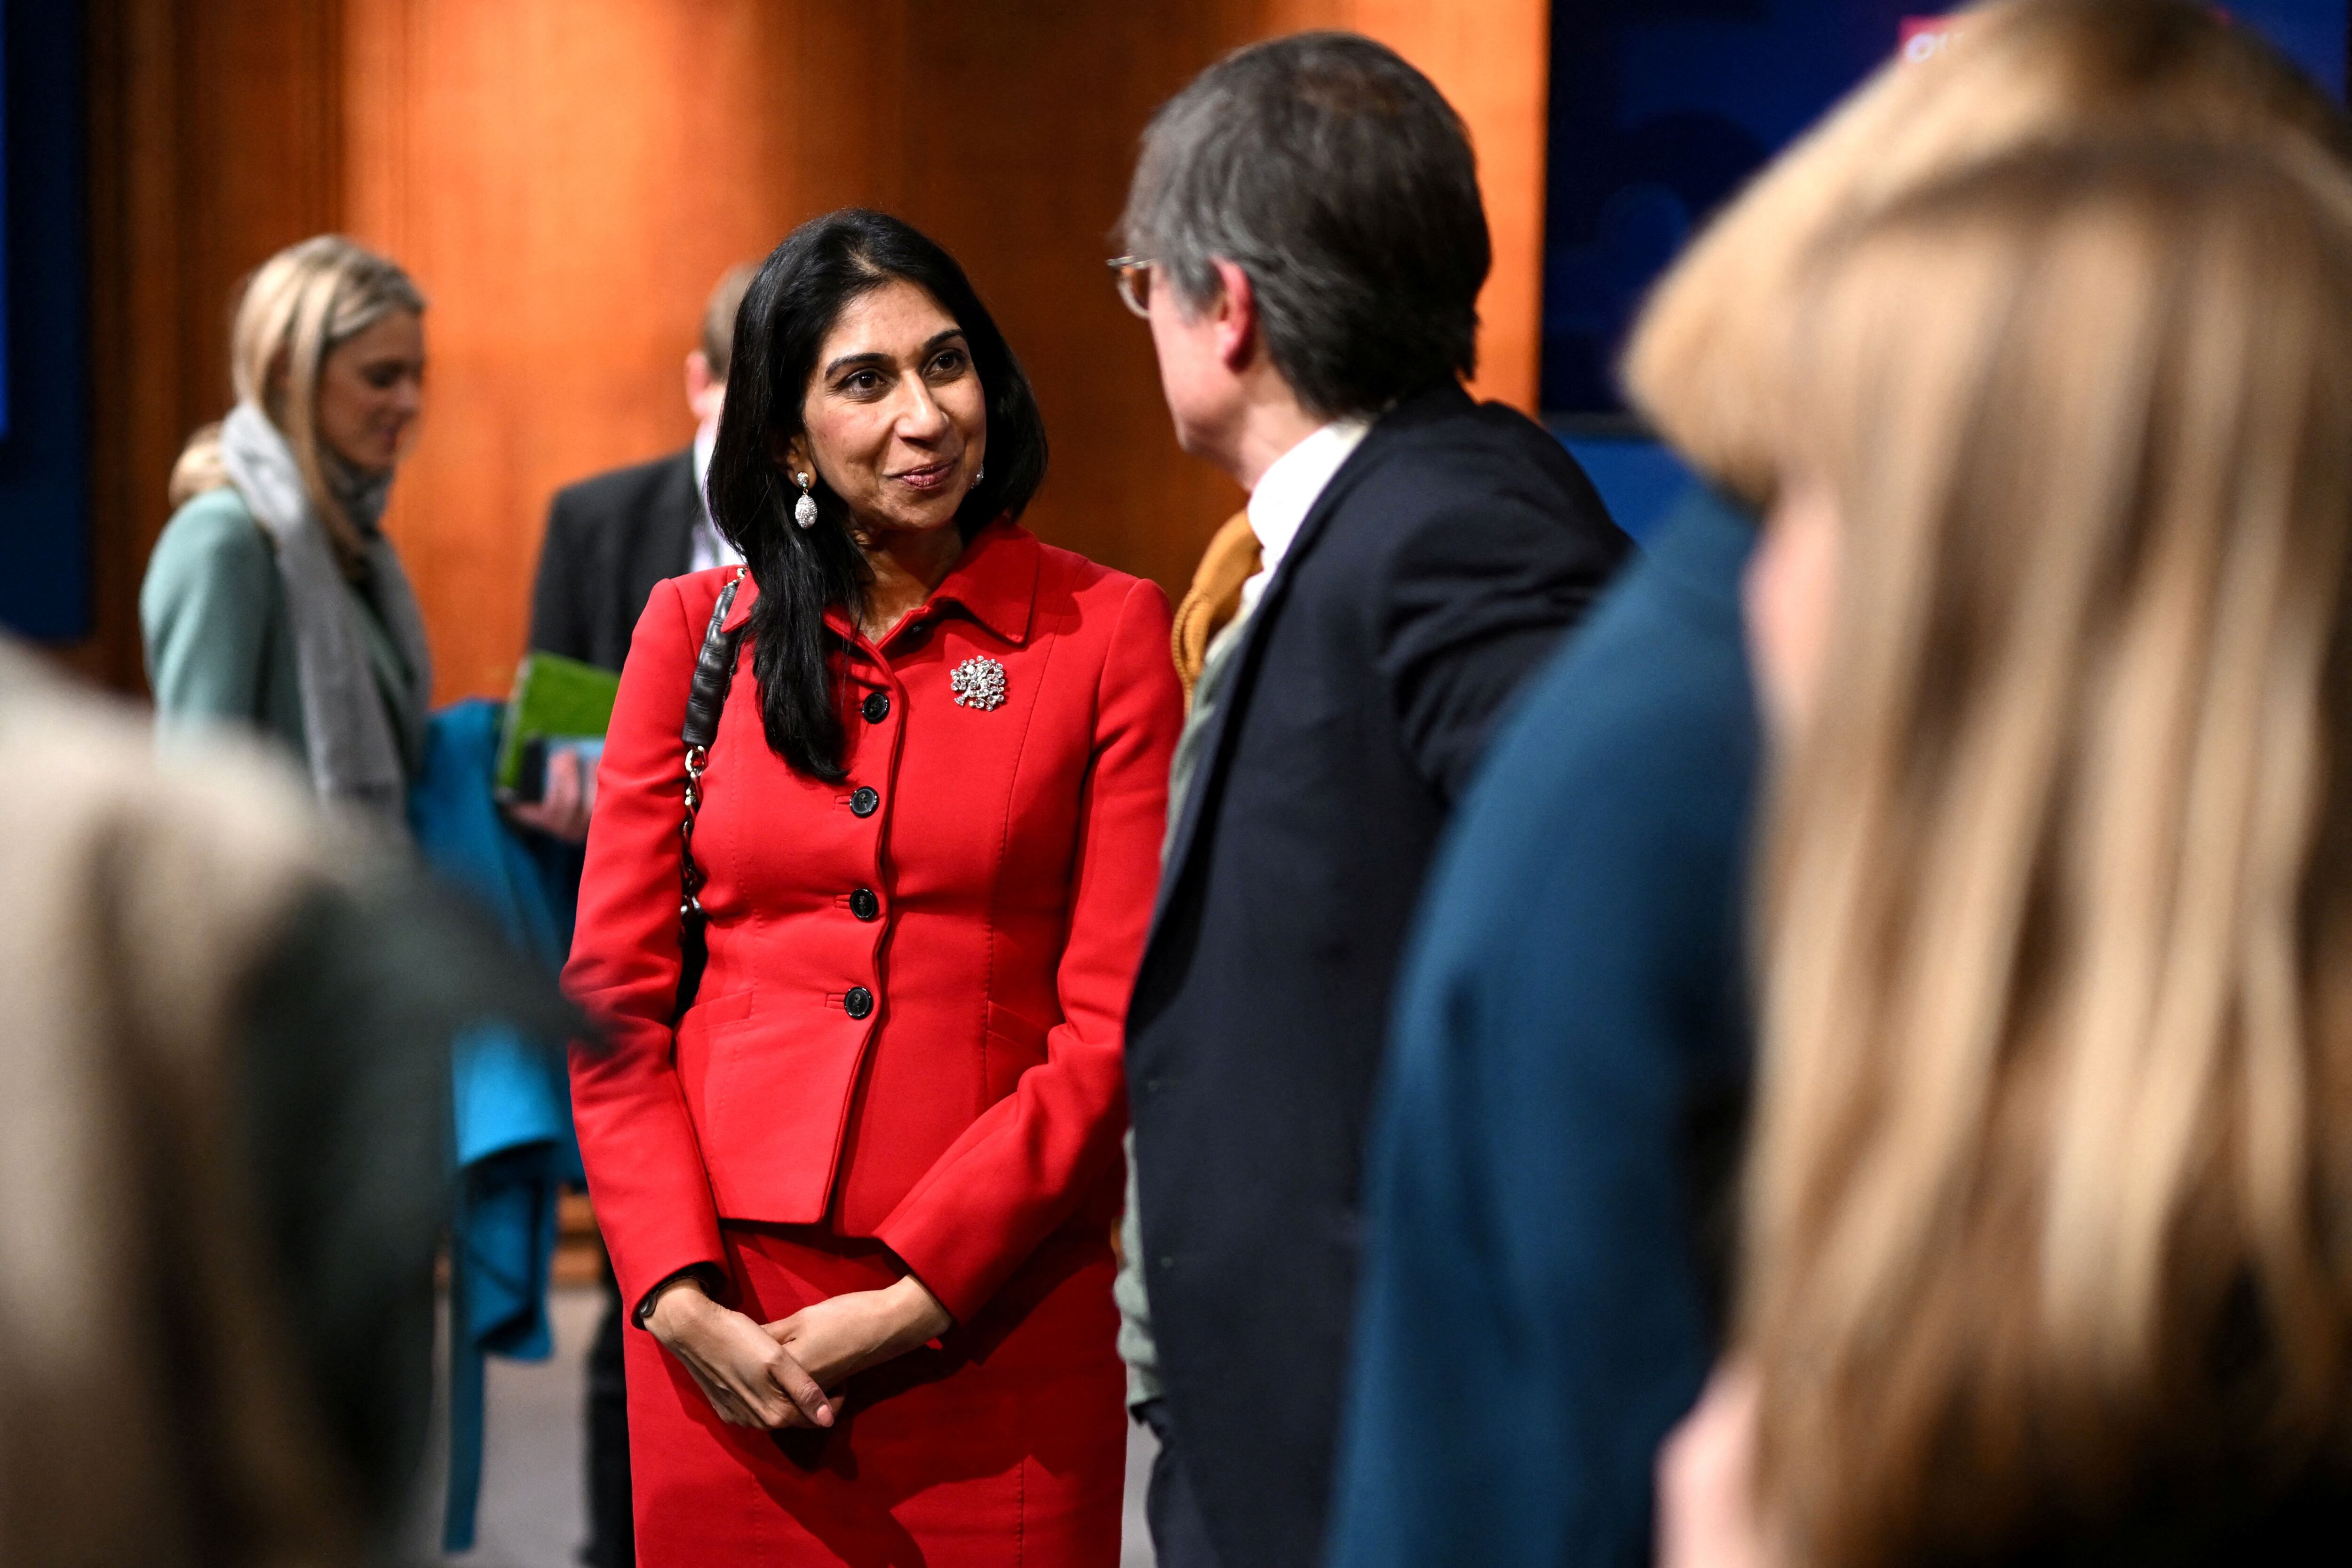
[141,496,279,740]
[874,577,1183,1321]
[564,578,730,1314]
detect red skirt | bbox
[625,1218,1125,1567]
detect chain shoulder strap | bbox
[678,568,748,930]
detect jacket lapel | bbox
[1146,418,1393,935]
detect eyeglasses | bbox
[1107,256,1154,319]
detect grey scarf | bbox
[218,402,433,824]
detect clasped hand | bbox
[646,1273,952,1431]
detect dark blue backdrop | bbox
[1,0,10,443]
[1550,1,2352,544]
[0,0,89,640]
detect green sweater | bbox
[140,486,424,778]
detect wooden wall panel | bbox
[82,0,1548,700]
[1327,0,1552,413]
[344,0,919,700]
[884,0,1252,606]
[80,0,345,692]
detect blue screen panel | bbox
[1,0,10,443]
[2232,0,2349,99]
[1542,1,2351,417]
[0,0,91,640]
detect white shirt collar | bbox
[688,423,742,573]
[692,423,717,498]
[1241,417,1372,617]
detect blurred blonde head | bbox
[1746,140,2352,1567]
[1622,0,2352,506]
[171,236,424,560]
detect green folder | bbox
[494,652,622,796]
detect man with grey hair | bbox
[1114,32,1629,1568]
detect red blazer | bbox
[566,521,1180,1321]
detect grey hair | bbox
[1118,31,1489,418]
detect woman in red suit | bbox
[566,209,1181,1565]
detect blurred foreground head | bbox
[1746,139,2352,1567]
[0,651,572,1564]
[1624,0,2352,506]
[0,650,364,1564]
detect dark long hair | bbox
[707,209,1048,779]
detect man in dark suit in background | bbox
[1112,33,1631,1568]
[510,263,752,848]
[516,261,750,1568]
[529,263,755,676]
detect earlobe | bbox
[1213,260,1257,371]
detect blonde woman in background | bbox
[1664,141,2352,1567]
[143,235,431,826]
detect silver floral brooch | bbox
[950,655,1008,711]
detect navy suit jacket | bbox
[1324,487,1759,1568]
[1126,382,1630,1568]
[529,449,699,673]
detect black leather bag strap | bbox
[674,567,747,1019]
[683,568,748,756]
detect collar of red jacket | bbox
[718,516,1039,649]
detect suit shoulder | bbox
[551,449,693,520]
[660,565,740,620]
[153,484,262,548]
[1022,541,1171,693]
[1033,536,1156,603]
[1033,540,1172,647]
[1373,400,1589,491]
[1338,403,1626,581]
[614,568,732,681]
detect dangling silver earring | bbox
[974,462,985,484]
[794,471,818,530]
